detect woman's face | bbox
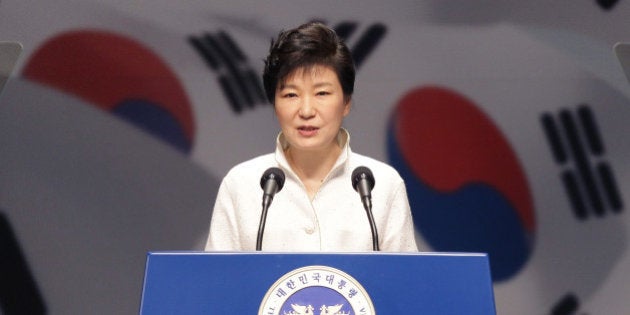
[274,65,351,154]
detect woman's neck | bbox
[285,143,343,199]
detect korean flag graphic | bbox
[0,4,219,314]
[366,24,630,314]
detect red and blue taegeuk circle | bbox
[387,86,535,281]
[22,30,195,153]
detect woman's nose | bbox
[298,97,315,118]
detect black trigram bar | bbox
[189,31,267,114]
[550,292,579,315]
[596,0,620,10]
[0,211,47,315]
[561,171,588,220]
[597,162,623,212]
[541,105,624,220]
[559,109,604,216]
[332,21,357,41]
[332,22,387,69]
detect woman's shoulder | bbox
[349,152,403,182]
[224,153,276,179]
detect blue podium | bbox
[140,252,496,314]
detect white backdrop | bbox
[1,1,629,314]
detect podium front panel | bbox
[140,252,496,314]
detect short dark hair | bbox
[263,22,355,104]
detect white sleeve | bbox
[204,178,242,251]
[380,180,418,252]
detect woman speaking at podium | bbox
[205,22,417,252]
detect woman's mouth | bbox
[298,126,319,136]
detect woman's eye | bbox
[316,91,330,96]
[283,93,297,98]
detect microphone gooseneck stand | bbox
[256,202,270,251]
[352,166,380,251]
[256,167,285,251]
[362,196,380,251]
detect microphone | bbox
[352,166,375,210]
[256,167,285,251]
[351,166,379,251]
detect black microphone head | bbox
[260,167,286,191]
[351,166,375,192]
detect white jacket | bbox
[205,130,418,252]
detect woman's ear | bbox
[343,97,352,117]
